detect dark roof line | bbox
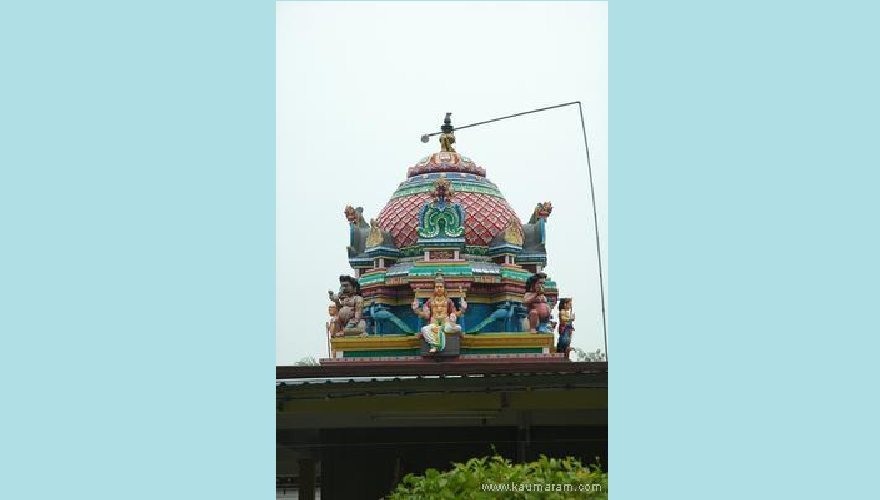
[276,361,607,380]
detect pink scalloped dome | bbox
[377,151,520,249]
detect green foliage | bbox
[294,356,319,366]
[571,348,606,363]
[388,454,607,499]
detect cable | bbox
[575,102,609,362]
[420,102,580,140]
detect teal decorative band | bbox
[343,349,421,358]
[409,265,474,277]
[516,253,548,265]
[391,181,504,199]
[358,273,386,286]
[364,246,401,258]
[460,348,543,354]
[500,268,532,281]
[400,245,491,257]
[488,243,522,256]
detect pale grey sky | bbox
[277,1,607,365]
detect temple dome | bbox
[377,151,521,249]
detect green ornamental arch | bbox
[418,204,465,238]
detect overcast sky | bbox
[277,1,607,365]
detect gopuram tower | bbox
[325,114,572,363]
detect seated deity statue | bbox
[412,273,467,353]
[328,275,366,336]
[524,272,552,333]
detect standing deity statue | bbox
[556,298,575,356]
[328,275,366,336]
[524,272,552,333]
[326,303,341,338]
[412,273,467,353]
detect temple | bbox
[278,115,606,499]
[325,114,569,363]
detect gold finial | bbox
[439,112,456,152]
[440,132,456,152]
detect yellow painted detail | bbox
[330,336,421,351]
[461,333,554,349]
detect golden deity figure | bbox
[365,218,383,248]
[439,132,456,153]
[411,272,467,353]
[503,216,523,245]
[439,112,456,153]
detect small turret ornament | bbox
[439,112,456,153]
